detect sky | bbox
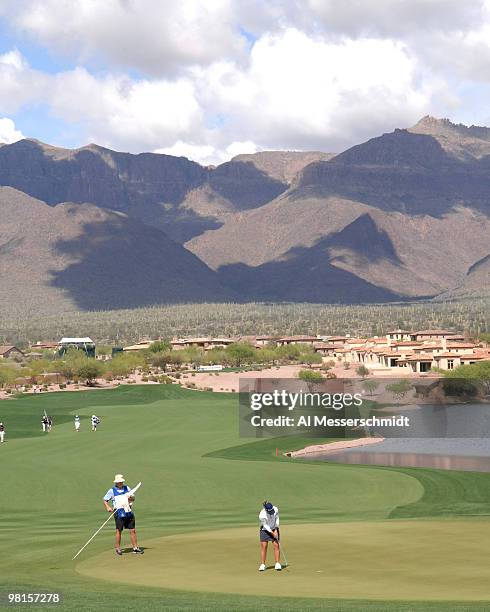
[0,0,490,164]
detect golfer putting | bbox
[103,474,143,556]
[259,500,282,571]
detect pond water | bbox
[303,403,490,472]
[306,449,490,472]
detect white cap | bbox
[114,474,125,483]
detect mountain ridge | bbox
[0,187,233,315]
[1,115,489,313]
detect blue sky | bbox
[0,0,489,163]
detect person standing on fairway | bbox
[74,415,80,432]
[91,414,100,431]
[103,474,143,556]
[41,414,48,432]
[0,422,5,443]
[259,500,281,571]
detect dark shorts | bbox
[260,528,279,542]
[115,513,135,531]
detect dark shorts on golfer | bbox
[115,513,135,531]
[260,528,279,542]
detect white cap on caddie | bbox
[113,474,125,483]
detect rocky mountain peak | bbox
[409,116,490,158]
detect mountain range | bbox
[0,115,489,315]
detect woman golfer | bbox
[259,500,281,571]
[103,474,143,556]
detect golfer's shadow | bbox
[121,547,150,554]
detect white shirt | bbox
[259,506,279,533]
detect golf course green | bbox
[2,384,490,611]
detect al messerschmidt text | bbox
[250,414,410,428]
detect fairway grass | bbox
[1,385,490,611]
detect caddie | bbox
[103,474,143,556]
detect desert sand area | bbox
[177,363,439,393]
[0,360,442,401]
[178,364,303,392]
[288,437,385,457]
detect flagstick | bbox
[72,510,116,560]
[72,482,142,560]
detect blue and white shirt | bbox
[103,485,133,518]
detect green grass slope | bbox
[0,385,489,611]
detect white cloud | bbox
[0,117,24,143]
[1,0,486,79]
[305,0,483,38]
[155,140,257,165]
[3,1,490,161]
[47,68,203,151]
[155,141,216,165]
[0,0,246,77]
[0,48,48,113]
[197,29,438,151]
[225,141,258,158]
[0,48,25,70]
[0,30,442,162]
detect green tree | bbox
[386,380,412,400]
[276,343,303,362]
[225,343,256,367]
[257,347,278,365]
[204,348,227,366]
[443,361,490,396]
[356,365,370,378]
[179,346,205,367]
[151,351,172,370]
[109,353,144,377]
[96,344,112,356]
[53,349,88,381]
[149,340,171,353]
[301,352,322,366]
[77,361,104,386]
[0,366,17,388]
[362,379,379,396]
[298,369,324,391]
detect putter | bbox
[278,540,289,567]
